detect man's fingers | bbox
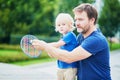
[32,39,41,45]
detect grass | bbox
[0,49,56,66]
[109,42,120,51]
[0,42,120,66]
[0,50,22,57]
[11,57,56,66]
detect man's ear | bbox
[90,18,95,25]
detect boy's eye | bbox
[62,24,65,26]
[57,24,60,26]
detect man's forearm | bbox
[44,44,73,63]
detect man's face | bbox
[74,11,91,34]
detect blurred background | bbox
[0,0,120,65]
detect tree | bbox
[55,0,95,16]
[98,0,120,37]
[0,0,97,44]
[0,0,58,43]
[0,0,18,43]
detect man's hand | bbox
[32,39,47,51]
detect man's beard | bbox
[81,24,90,34]
[82,26,89,34]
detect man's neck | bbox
[83,25,96,38]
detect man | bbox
[32,3,111,80]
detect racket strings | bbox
[21,35,41,58]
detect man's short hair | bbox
[73,3,98,24]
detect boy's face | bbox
[56,22,70,35]
[74,11,91,34]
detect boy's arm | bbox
[48,40,65,48]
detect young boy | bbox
[49,13,78,80]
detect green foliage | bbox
[108,42,120,51]
[9,34,59,44]
[11,57,55,66]
[56,0,80,16]
[56,0,95,16]
[98,0,120,37]
[0,44,50,63]
[0,50,27,63]
[0,0,97,44]
[79,0,95,3]
[0,0,58,43]
[0,42,120,65]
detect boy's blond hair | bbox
[55,13,75,32]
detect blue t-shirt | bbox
[77,31,111,80]
[58,31,78,68]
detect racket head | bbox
[20,35,41,58]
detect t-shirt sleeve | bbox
[62,32,73,44]
[81,36,107,55]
